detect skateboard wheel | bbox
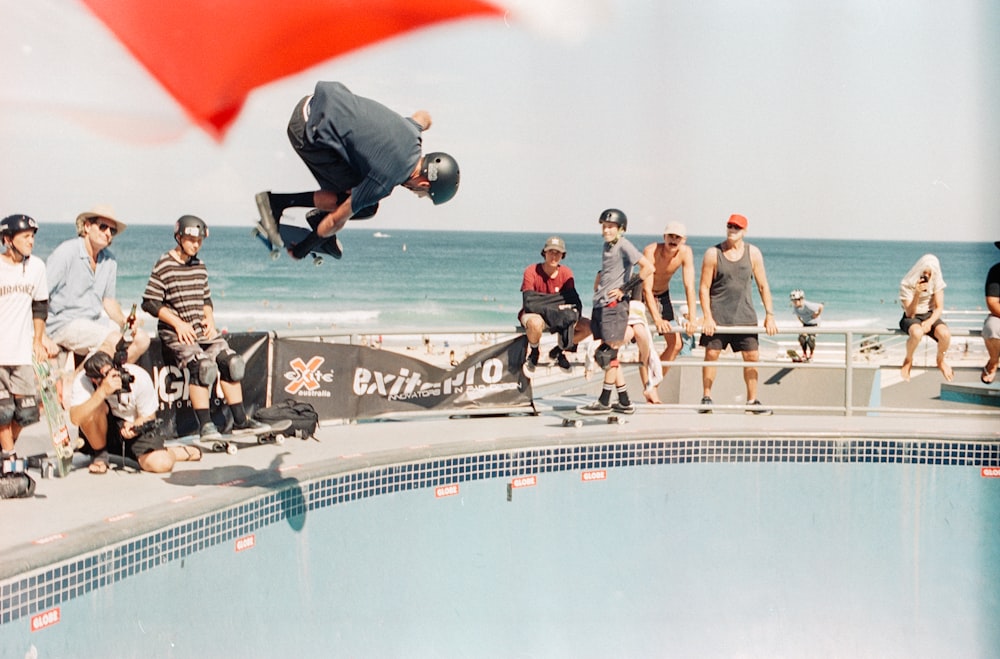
[211,442,226,453]
[269,250,281,261]
[313,256,323,266]
[609,416,625,425]
[274,435,286,445]
[225,443,238,456]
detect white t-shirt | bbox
[71,363,158,423]
[0,254,48,366]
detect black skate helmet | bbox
[0,214,39,239]
[420,152,460,205]
[174,215,209,243]
[599,208,628,231]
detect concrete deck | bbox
[3,364,998,580]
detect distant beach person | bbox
[789,289,823,361]
[577,209,653,415]
[0,215,54,471]
[980,241,1000,385]
[142,216,268,440]
[698,214,778,415]
[642,221,698,381]
[256,81,459,260]
[898,254,953,382]
[520,236,590,377]
[45,205,150,363]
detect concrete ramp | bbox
[941,380,1000,407]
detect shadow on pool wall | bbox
[4,439,1000,657]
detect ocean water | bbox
[30,223,995,334]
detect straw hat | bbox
[75,204,127,237]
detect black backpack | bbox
[255,399,319,439]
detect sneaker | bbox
[745,400,773,416]
[522,347,540,377]
[232,418,269,435]
[199,422,223,440]
[612,401,635,415]
[555,352,573,375]
[698,396,714,414]
[577,400,612,415]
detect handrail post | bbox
[844,330,854,417]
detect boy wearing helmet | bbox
[142,216,268,440]
[578,209,654,415]
[0,215,56,469]
[256,81,460,261]
[789,289,823,361]
[519,236,591,376]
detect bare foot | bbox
[900,360,912,381]
[937,359,954,382]
[644,388,662,404]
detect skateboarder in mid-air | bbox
[256,81,460,260]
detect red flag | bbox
[79,0,503,140]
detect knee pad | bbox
[216,350,245,383]
[14,396,40,427]
[188,357,218,387]
[594,344,619,371]
[0,394,14,426]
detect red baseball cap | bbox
[727,214,748,229]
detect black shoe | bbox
[305,208,324,230]
[577,400,612,415]
[522,347,540,377]
[200,422,223,440]
[745,400,773,416]
[556,352,573,375]
[698,396,713,414]
[302,209,343,260]
[232,418,269,435]
[612,401,635,415]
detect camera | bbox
[919,274,929,284]
[113,338,134,393]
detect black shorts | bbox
[656,291,675,322]
[287,96,363,195]
[592,302,629,344]
[80,411,163,462]
[899,312,946,342]
[699,332,759,353]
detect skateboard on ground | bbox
[787,349,804,363]
[556,411,626,428]
[31,357,78,477]
[252,192,284,260]
[183,418,293,456]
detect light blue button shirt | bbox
[45,237,118,334]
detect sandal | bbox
[178,445,203,462]
[88,458,109,475]
[982,364,998,385]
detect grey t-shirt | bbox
[594,237,643,307]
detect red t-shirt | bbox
[521,263,576,294]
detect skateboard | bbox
[185,418,293,456]
[787,349,804,363]
[557,411,626,428]
[32,357,76,477]
[276,224,343,266]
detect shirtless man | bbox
[642,222,698,379]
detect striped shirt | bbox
[143,252,212,338]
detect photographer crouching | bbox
[69,351,201,474]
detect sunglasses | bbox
[726,223,743,230]
[92,220,118,236]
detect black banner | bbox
[138,332,270,437]
[271,336,533,420]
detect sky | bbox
[1,0,998,242]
